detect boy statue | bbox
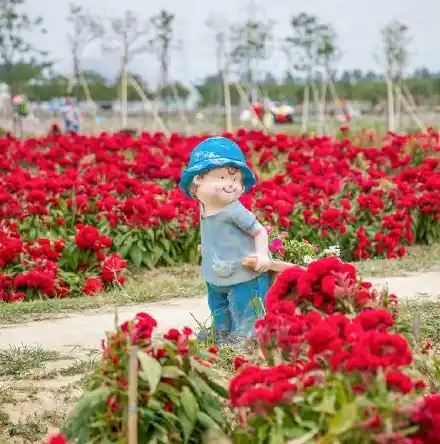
[179,137,270,346]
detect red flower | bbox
[385,370,414,394]
[82,277,104,295]
[75,225,100,249]
[101,253,127,282]
[45,434,69,444]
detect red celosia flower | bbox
[82,277,104,295]
[75,225,100,249]
[45,434,69,444]
[101,253,127,282]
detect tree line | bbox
[0,0,435,108]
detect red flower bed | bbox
[1,127,439,301]
[47,256,440,444]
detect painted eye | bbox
[220,176,225,180]
[233,178,237,182]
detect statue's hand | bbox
[254,254,270,273]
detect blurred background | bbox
[0,0,439,134]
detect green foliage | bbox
[0,0,49,94]
[267,226,340,266]
[196,74,440,107]
[61,318,227,443]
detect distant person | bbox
[339,97,352,123]
[62,97,81,133]
[12,95,28,137]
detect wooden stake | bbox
[78,71,97,134]
[129,76,170,136]
[121,64,128,128]
[170,81,192,133]
[234,83,269,131]
[222,69,233,132]
[386,77,395,131]
[412,313,421,347]
[128,345,138,444]
[394,84,426,132]
[301,82,310,133]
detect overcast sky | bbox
[25,0,440,87]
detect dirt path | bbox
[1,271,439,353]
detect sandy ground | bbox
[1,271,439,353]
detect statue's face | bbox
[194,167,244,206]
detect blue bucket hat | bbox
[179,137,256,199]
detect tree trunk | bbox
[70,52,81,95]
[223,68,232,132]
[215,33,225,107]
[120,58,128,128]
[387,76,395,131]
[301,80,310,133]
[395,77,402,130]
[317,73,328,136]
[160,43,170,122]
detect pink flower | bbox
[269,237,283,253]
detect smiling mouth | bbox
[223,188,235,194]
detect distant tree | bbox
[263,72,278,85]
[0,0,49,95]
[381,20,410,83]
[380,20,411,130]
[149,10,177,107]
[230,19,273,102]
[284,13,336,131]
[206,14,229,107]
[155,81,189,101]
[316,23,340,79]
[66,3,104,93]
[102,10,152,126]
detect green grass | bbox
[59,358,98,377]
[398,300,440,345]
[355,244,440,277]
[0,244,438,326]
[0,345,61,379]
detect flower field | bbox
[48,256,440,443]
[1,127,439,302]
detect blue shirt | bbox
[200,201,261,286]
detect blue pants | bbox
[207,273,270,337]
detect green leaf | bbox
[286,429,318,444]
[181,386,199,423]
[137,351,162,394]
[328,401,357,436]
[137,240,147,252]
[130,244,143,268]
[157,382,181,398]
[29,227,37,240]
[178,411,194,444]
[269,428,284,444]
[118,237,134,257]
[196,411,221,429]
[161,366,186,379]
[142,252,155,269]
[314,395,336,414]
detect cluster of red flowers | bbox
[0,128,439,281]
[0,220,127,302]
[228,256,440,442]
[265,255,397,315]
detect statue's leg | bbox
[200,282,231,343]
[227,273,271,342]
